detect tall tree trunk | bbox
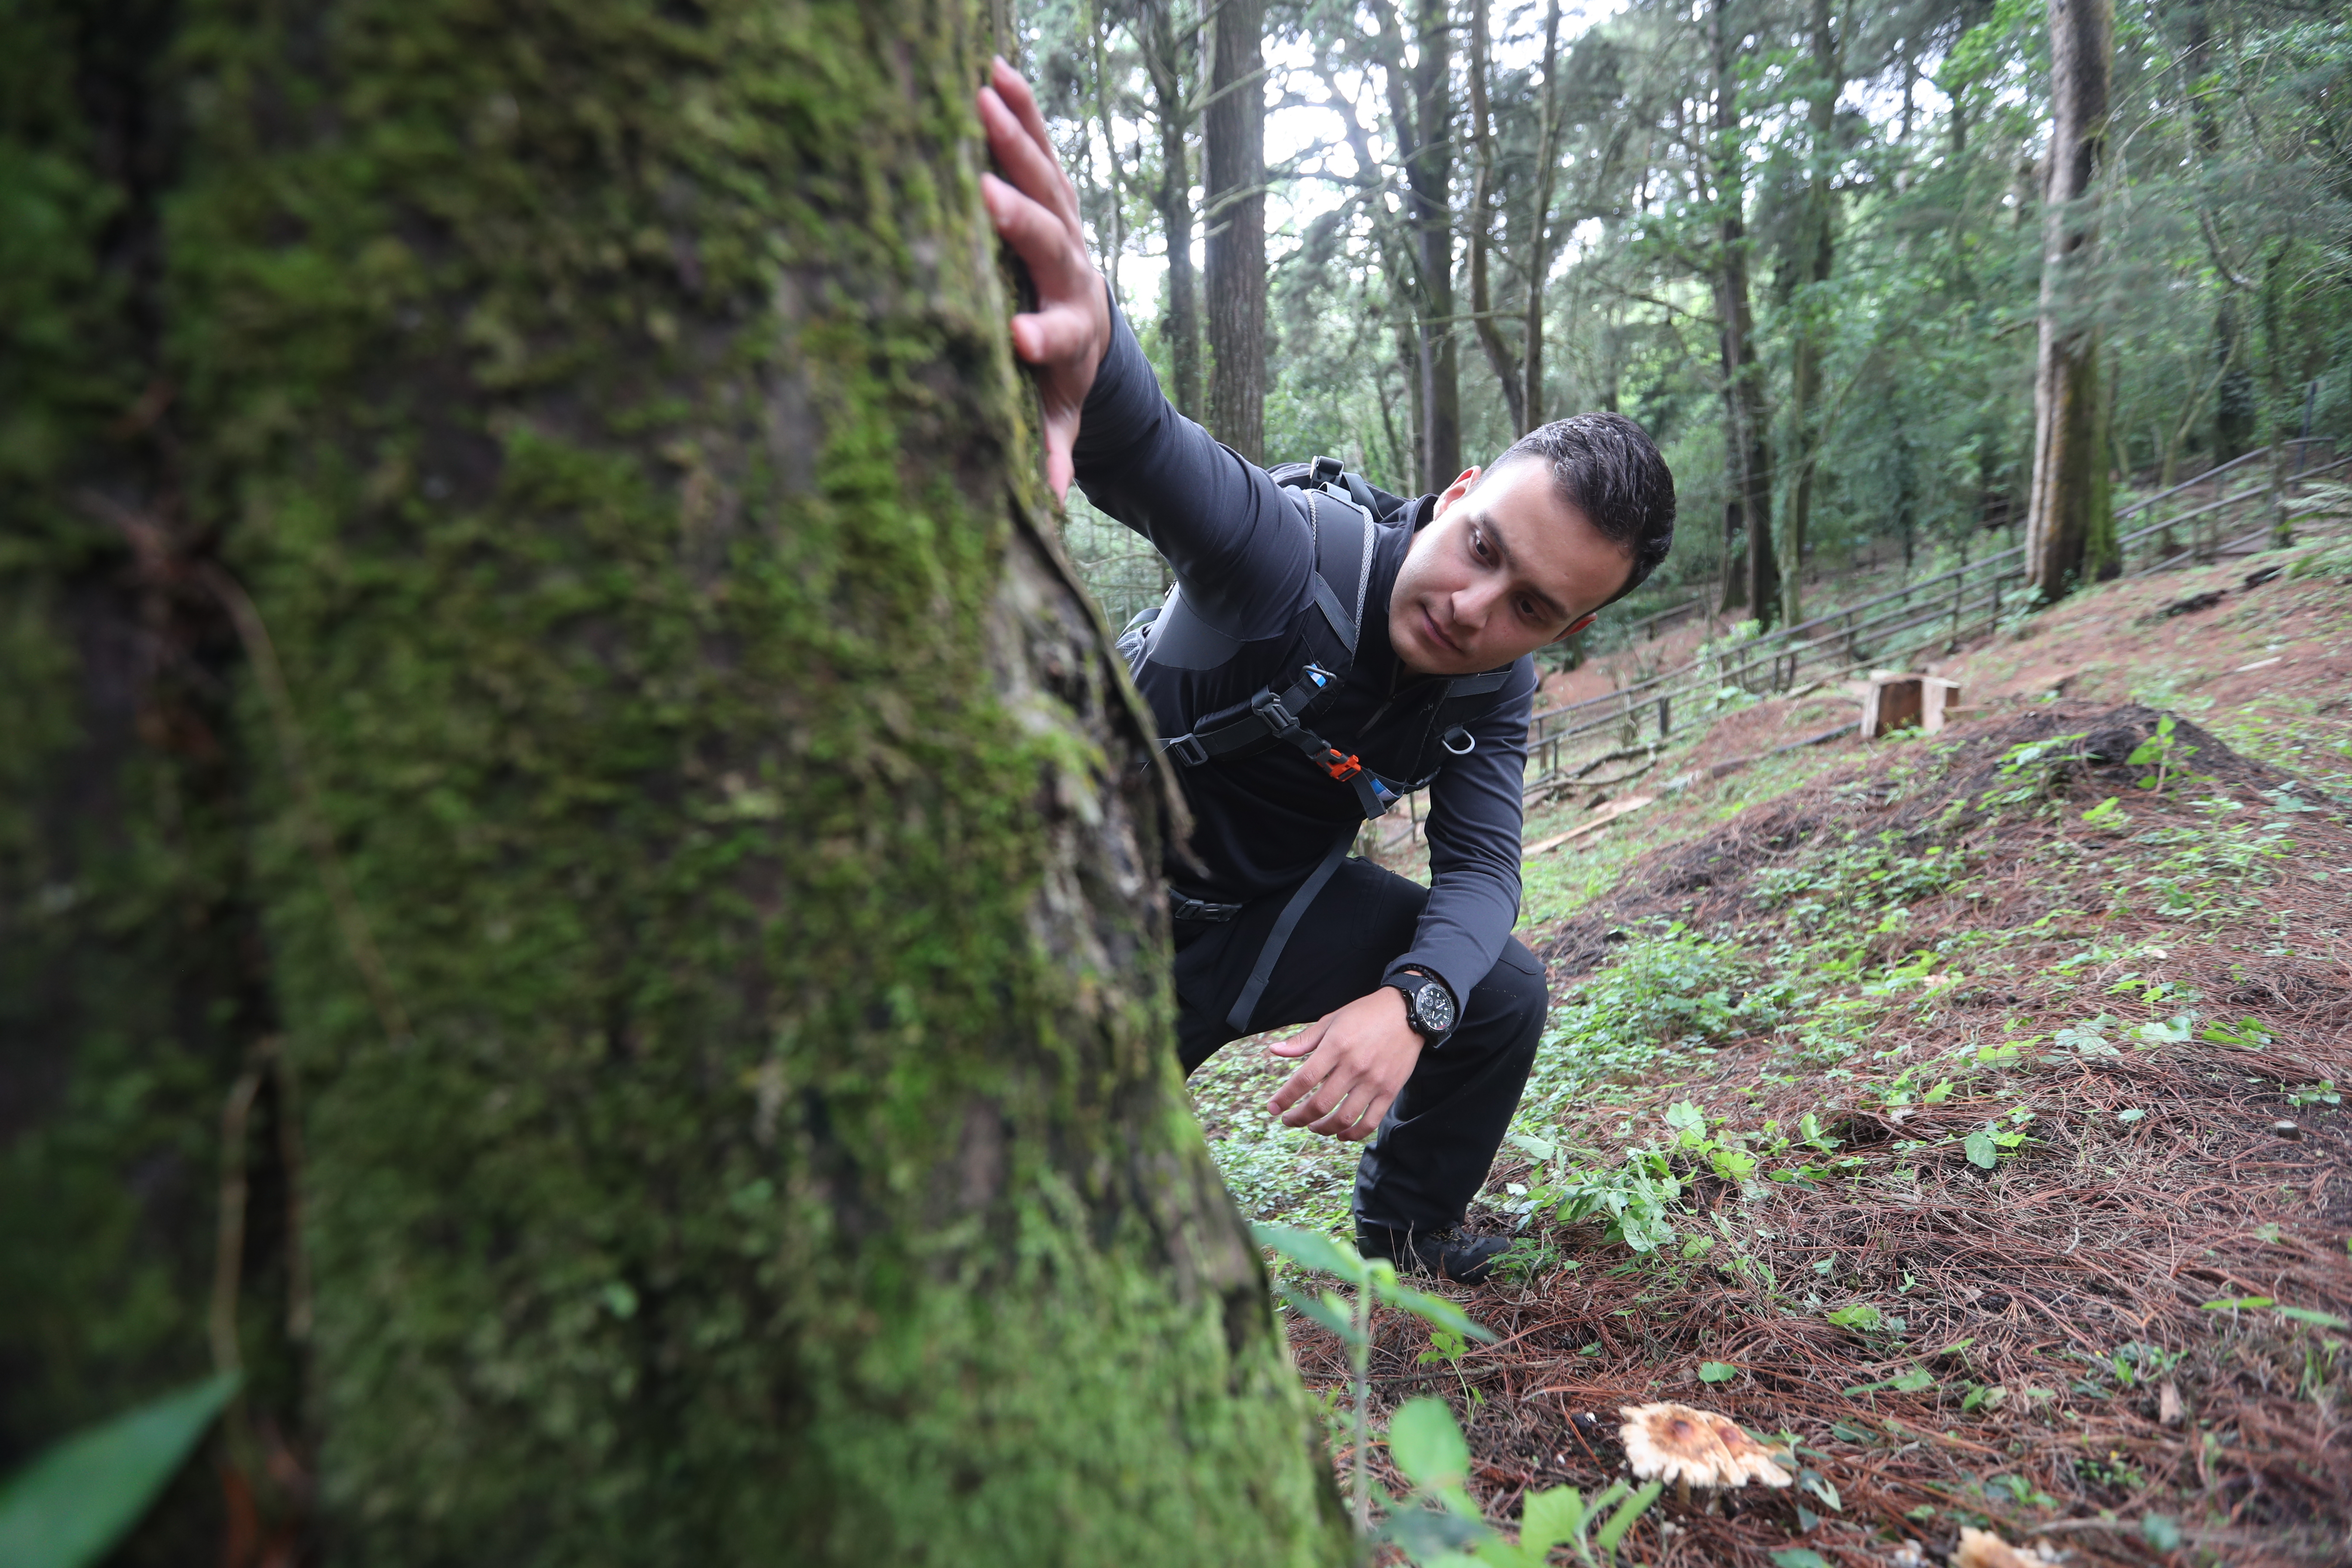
[1523,0,1566,431]
[1409,0,1460,487]
[2182,0,2254,465]
[1090,2,1128,309]
[7,0,1357,1561]
[1204,0,1266,459]
[1467,0,1525,435]
[2024,0,2114,600]
[1781,0,1838,628]
[1143,0,1203,420]
[2261,239,2293,546]
[1711,0,1779,625]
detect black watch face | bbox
[1413,982,1456,1035]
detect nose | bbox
[1452,577,1505,633]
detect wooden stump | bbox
[1862,674,1965,738]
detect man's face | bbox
[1386,458,1635,677]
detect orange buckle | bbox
[1322,751,1363,781]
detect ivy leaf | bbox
[1963,1126,1999,1169]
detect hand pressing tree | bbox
[977,57,1113,501]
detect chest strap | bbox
[1159,663,1514,821]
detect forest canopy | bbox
[1039,0,2350,632]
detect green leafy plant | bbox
[1842,1365,1936,1396]
[2199,1016,2273,1049]
[1826,1303,1890,1334]
[1381,1395,1494,1565]
[2128,714,2198,794]
[1978,732,2089,809]
[1963,1106,2035,1169]
[1472,1476,1663,1568]
[1346,1377,1663,1567]
[0,1373,240,1568]
[1418,1327,1484,1408]
[1537,1149,1687,1255]
[2081,795,2128,827]
[1255,1223,1496,1540]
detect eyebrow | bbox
[1476,511,1571,624]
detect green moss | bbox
[88,0,1364,1558]
[0,19,287,1556]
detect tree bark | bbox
[1090,3,1128,310]
[1204,0,1267,459]
[2023,0,2114,599]
[1781,0,1838,629]
[1142,0,1204,421]
[7,0,1356,1561]
[1467,0,1525,436]
[1523,0,1566,431]
[2181,0,2254,465]
[2260,239,2292,546]
[1710,0,1779,625]
[1408,0,1461,487]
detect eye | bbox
[1470,527,1492,562]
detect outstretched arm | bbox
[979,61,1310,642]
[977,58,1111,502]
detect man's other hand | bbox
[977,57,1110,502]
[1266,988,1423,1142]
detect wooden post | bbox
[1921,677,1966,733]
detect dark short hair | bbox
[1483,413,1675,610]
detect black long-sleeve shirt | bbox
[1073,305,1536,1011]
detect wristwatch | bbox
[1389,971,1458,1042]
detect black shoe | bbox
[1356,1222,1511,1286]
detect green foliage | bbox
[2127,714,2198,793]
[1472,1477,1661,1568]
[1520,925,1782,1121]
[1256,1225,1495,1557]
[0,1374,238,1568]
[1750,834,1967,921]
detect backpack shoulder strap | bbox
[1300,487,1375,662]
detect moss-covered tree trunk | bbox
[2023,0,2113,599]
[3,0,1351,1561]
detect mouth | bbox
[1420,606,1462,658]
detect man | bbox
[979,61,1675,1282]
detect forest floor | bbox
[1192,538,2352,1567]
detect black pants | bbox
[1173,856,1547,1234]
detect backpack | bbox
[1116,455,1510,822]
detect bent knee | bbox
[1478,937,1550,1032]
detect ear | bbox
[1430,465,1482,517]
[1551,612,1597,643]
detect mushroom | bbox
[1954,1527,2062,1568]
[1617,1402,1792,1507]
